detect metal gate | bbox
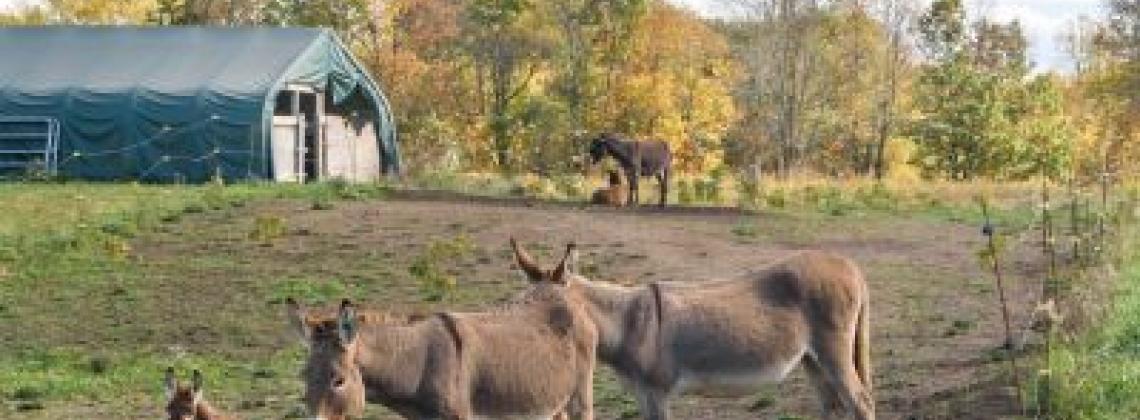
[0,116,60,176]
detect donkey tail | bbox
[854,285,873,401]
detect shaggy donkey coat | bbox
[288,245,597,420]
[511,239,874,420]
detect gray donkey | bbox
[510,238,874,420]
[286,244,597,420]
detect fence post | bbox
[979,197,1024,413]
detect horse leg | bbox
[657,169,669,207]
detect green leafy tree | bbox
[911,0,1072,179]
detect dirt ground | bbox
[19,193,1045,419]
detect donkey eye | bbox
[332,376,345,388]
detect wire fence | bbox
[24,114,267,182]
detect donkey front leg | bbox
[434,390,475,420]
[633,386,670,420]
[571,375,595,419]
[627,173,640,207]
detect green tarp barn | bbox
[0,26,399,181]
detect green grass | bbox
[1050,260,1140,419]
[0,180,389,237]
[0,180,390,416]
[1048,189,1140,419]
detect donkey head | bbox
[163,367,203,420]
[287,298,367,420]
[510,237,580,286]
[587,133,616,165]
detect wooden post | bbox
[980,198,1023,413]
[315,89,326,181]
[291,89,303,183]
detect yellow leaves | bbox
[47,0,159,24]
[586,3,736,173]
[884,137,922,184]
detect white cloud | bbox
[0,0,43,12]
[669,0,1107,73]
[967,0,1104,72]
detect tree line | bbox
[3,0,1137,181]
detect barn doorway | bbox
[272,84,324,183]
[271,84,381,183]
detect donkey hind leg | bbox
[803,356,844,419]
[626,170,639,207]
[634,386,670,420]
[812,334,875,420]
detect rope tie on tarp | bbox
[53,115,256,179]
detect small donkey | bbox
[286,244,597,420]
[511,239,874,420]
[164,367,231,420]
[591,170,629,207]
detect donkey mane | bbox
[300,306,427,327]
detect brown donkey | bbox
[511,239,874,420]
[591,170,629,207]
[286,246,597,420]
[164,367,231,420]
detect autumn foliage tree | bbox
[0,0,1132,181]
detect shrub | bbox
[765,188,787,208]
[677,179,695,204]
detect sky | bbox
[1,0,1106,73]
[668,0,1107,73]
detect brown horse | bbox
[587,133,671,207]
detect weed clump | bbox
[249,215,286,245]
[409,235,474,302]
[268,278,348,304]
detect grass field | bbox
[0,178,1116,419]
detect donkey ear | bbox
[163,367,176,400]
[190,369,204,399]
[510,237,545,282]
[285,297,312,345]
[338,299,358,345]
[551,242,577,285]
